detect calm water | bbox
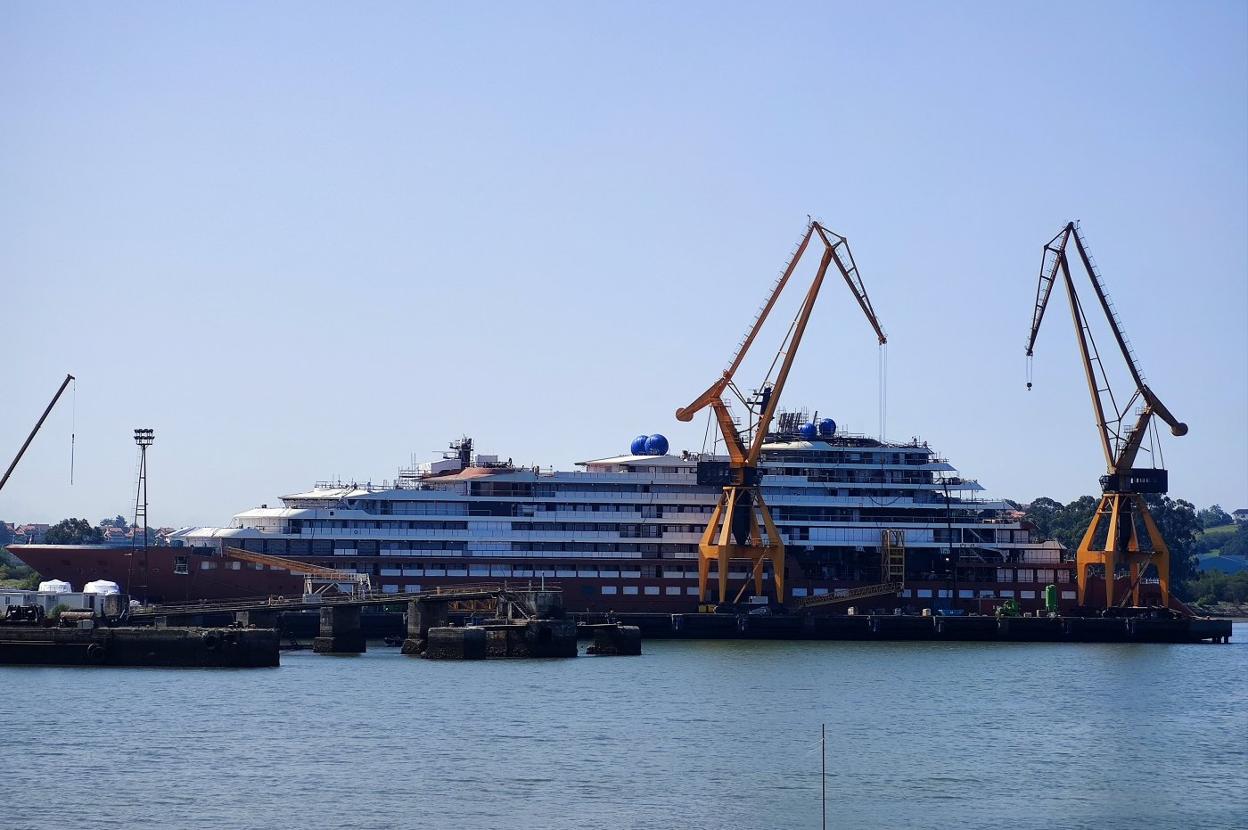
[2,625,1245,830]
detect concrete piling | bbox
[585,624,642,656]
[422,619,578,660]
[312,604,365,654]
[234,609,282,629]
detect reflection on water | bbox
[1,624,1244,830]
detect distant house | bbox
[1233,508,1248,526]
[13,524,50,544]
[102,527,130,546]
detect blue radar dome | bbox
[630,435,649,455]
[818,418,837,438]
[644,434,669,455]
[798,422,817,440]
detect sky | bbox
[2,1,1246,529]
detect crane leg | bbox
[1135,494,1172,609]
[697,497,726,603]
[1104,495,1122,608]
[758,499,786,602]
[1074,496,1110,606]
[697,554,711,605]
[717,548,730,604]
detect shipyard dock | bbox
[578,611,1233,644]
[0,625,279,667]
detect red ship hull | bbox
[6,543,1167,614]
[6,544,303,602]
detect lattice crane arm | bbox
[1,373,75,493]
[675,221,886,468]
[1026,225,1074,359]
[676,223,817,425]
[1025,222,1187,474]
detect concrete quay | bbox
[0,625,279,667]
[595,612,1233,644]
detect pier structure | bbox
[132,583,572,655]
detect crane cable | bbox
[1150,416,1166,470]
[69,377,77,486]
[878,342,888,442]
[868,343,902,508]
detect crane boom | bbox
[1024,222,1187,609]
[1026,222,1186,473]
[1,373,75,493]
[679,220,886,607]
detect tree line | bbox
[1022,496,1245,600]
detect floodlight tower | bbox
[131,428,154,598]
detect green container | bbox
[1044,584,1059,612]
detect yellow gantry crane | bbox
[676,221,886,607]
[1026,222,1187,608]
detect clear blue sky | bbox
[3,1,1245,528]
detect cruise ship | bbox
[9,413,1091,613]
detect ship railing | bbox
[561,472,695,481]
[285,517,1016,543]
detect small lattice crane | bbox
[677,221,886,607]
[1,373,75,493]
[1026,222,1187,608]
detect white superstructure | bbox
[175,425,1068,607]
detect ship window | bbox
[174,556,189,575]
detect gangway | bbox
[223,546,372,597]
[797,530,905,610]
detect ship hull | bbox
[5,545,303,603]
[6,544,1161,614]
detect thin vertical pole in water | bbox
[821,722,826,830]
